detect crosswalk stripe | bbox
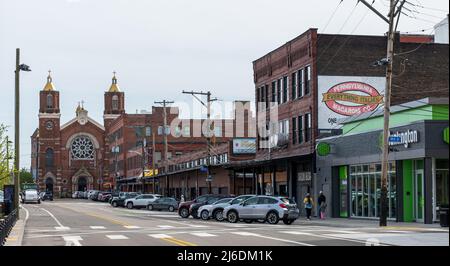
[157,225,175,229]
[149,234,173,239]
[124,225,141,229]
[279,231,313,235]
[55,226,70,231]
[90,226,106,230]
[231,232,260,236]
[106,235,129,240]
[190,232,217,237]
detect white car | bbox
[198,198,234,220]
[22,189,41,204]
[124,194,161,209]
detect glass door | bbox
[414,169,424,222]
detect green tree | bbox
[19,168,34,187]
[0,124,13,189]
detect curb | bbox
[4,206,28,246]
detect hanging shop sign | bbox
[316,142,331,157]
[232,138,257,154]
[388,130,419,148]
[318,76,386,129]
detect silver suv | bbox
[224,196,299,225]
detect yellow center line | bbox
[161,237,197,246]
[55,204,130,226]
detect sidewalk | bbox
[4,206,27,246]
[295,216,449,230]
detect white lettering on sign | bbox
[389,130,419,148]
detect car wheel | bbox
[214,210,224,222]
[227,211,239,223]
[283,219,294,225]
[266,211,279,225]
[244,219,253,224]
[168,206,175,212]
[112,201,118,207]
[179,208,190,218]
[201,210,209,220]
[127,202,134,209]
[147,204,154,211]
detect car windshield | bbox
[214,198,232,205]
[231,196,252,205]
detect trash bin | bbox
[439,206,449,227]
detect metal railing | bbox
[0,208,18,246]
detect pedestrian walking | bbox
[303,193,314,220]
[180,194,185,203]
[318,191,327,219]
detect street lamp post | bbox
[14,48,31,219]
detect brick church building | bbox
[31,72,125,197]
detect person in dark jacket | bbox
[318,191,327,219]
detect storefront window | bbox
[349,162,396,219]
[436,159,449,210]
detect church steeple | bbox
[108,71,120,92]
[43,70,55,91]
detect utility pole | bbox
[113,136,119,191]
[6,136,11,183]
[14,48,31,218]
[152,132,156,194]
[154,100,174,196]
[182,90,217,194]
[359,0,404,226]
[141,136,146,193]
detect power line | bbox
[319,0,345,33]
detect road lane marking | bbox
[90,226,106,230]
[124,225,141,229]
[232,231,314,246]
[148,233,197,246]
[53,204,131,226]
[190,232,217,237]
[106,235,129,240]
[40,208,70,230]
[157,225,175,229]
[55,226,71,231]
[63,236,83,246]
[149,234,173,238]
[279,231,390,246]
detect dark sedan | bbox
[147,197,179,212]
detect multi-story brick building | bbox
[250,28,448,206]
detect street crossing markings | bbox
[231,231,315,246]
[190,232,217,237]
[106,235,129,240]
[124,225,141,229]
[55,226,70,231]
[90,226,106,230]
[63,236,83,246]
[231,232,260,236]
[157,225,175,229]
[149,234,173,239]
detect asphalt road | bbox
[20,199,448,246]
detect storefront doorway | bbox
[435,159,449,221]
[414,168,424,222]
[78,177,87,192]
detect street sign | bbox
[389,136,401,142]
[200,165,208,173]
[144,169,158,177]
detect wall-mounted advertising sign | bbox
[232,138,256,154]
[388,130,419,148]
[318,76,386,129]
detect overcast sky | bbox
[0,0,448,168]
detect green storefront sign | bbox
[444,127,449,144]
[316,142,331,157]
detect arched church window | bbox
[112,95,119,110]
[45,148,54,167]
[70,136,95,160]
[47,94,53,109]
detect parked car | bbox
[108,191,121,204]
[110,192,141,207]
[90,191,102,201]
[198,195,255,221]
[39,191,53,201]
[87,190,99,200]
[224,196,299,225]
[97,192,111,202]
[147,197,179,212]
[178,194,233,219]
[22,189,41,204]
[125,194,161,209]
[198,198,234,220]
